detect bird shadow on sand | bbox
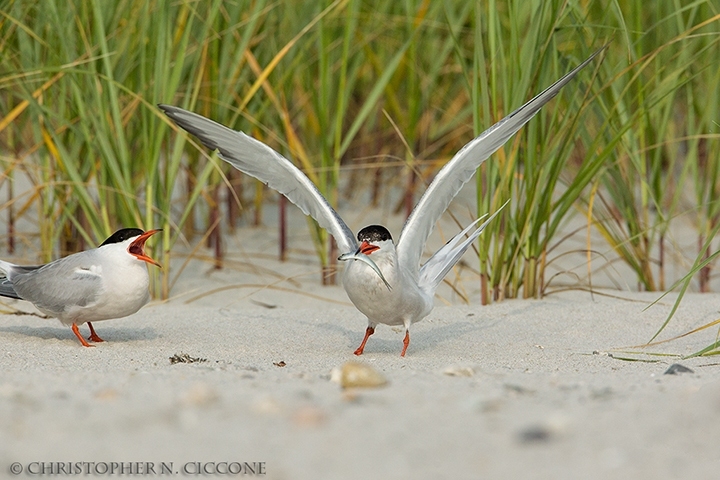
[0,324,159,345]
[413,319,498,353]
[309,301,549,355]
[412,301,557,353]
[309,314,502,356]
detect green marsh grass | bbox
[1,0,720,353]
[463,0,612,302]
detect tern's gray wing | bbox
[10,252,104,316]
[396,48,605,275]
[159,105,357,255]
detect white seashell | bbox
[331,361,388,389]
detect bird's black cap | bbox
[357,225,392,243]
[100,228,145,246]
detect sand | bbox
[2,279,720,479]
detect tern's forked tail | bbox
[417,201,508,296]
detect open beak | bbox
[358,241,379,255]
[128,229,162,268]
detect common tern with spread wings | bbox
[160,48,602,356]
[0,228,161,347]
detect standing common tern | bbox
[160,48,603,356]
[0,228,161,347]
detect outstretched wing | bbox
[159,105,357,254]
[396,48,605,275]
[418,202,507,295]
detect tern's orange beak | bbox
[358,241,379,255]
[128,229,162,268]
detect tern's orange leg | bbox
[71,323,94,348]
[400,330,410,357]
[353,327,375,356]
[86,322,104,343]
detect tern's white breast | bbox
[342,253,432,327]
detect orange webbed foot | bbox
[86,322,104,343]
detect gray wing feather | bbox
[0,261,39,300]
[10,253,103,316]
[0,278,22,300]
[418,202,507,295]
[159,105,357,255]
[397,48,605,275]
